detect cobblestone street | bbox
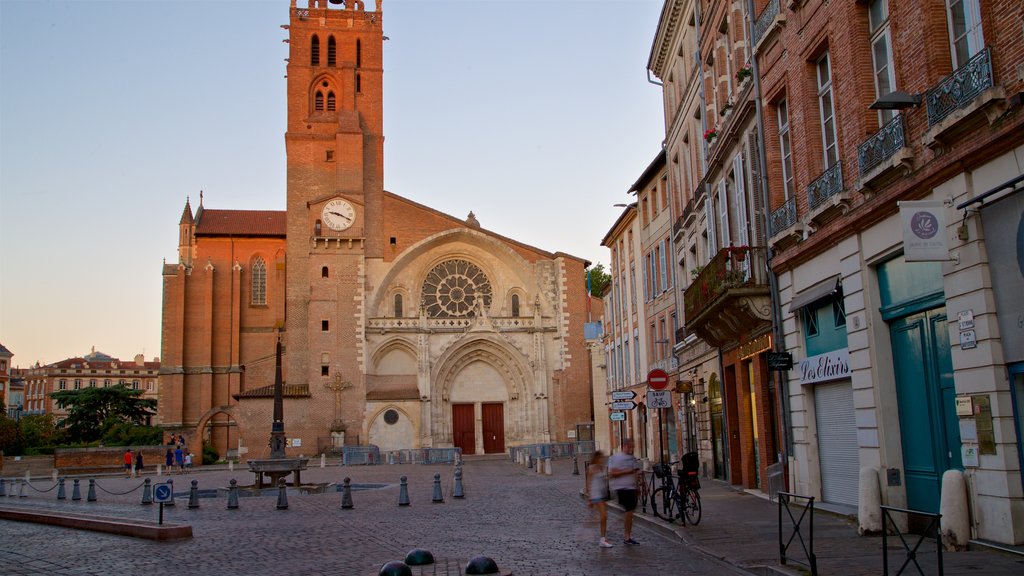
[0,458,754,576]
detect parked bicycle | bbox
[650,451,702,525]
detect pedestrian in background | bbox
[184,452,193,473]
[608,438,640,546]
[165,448,173,474]
[124,448,133,478]
[587,450,613,548]
[174,446,184,474]
[135,451,144,477]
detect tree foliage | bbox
[587,263,611,297]
[50,385,156,443]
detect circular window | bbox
[383,409,399,425]
[421,259,492,318]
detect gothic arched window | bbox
[311,35,320,66]
[315,91,324,111]
[327,36,336,67]
[251,257,267,306]
[511,294,520,317]
[421,259,492,318]
[394,294,404,318]
[327,92,336,112]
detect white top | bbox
[589,465,608,500]
[607,451,637,491]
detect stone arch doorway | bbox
[196,406,239,461]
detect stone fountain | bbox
[247,334,309,489]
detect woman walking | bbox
[587,450,613,548]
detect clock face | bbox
[322,199,355,231]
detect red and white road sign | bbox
[647,368,669,390]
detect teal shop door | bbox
[890,308,961,513]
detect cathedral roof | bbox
[195,209,286,237]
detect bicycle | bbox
[650,452,702,525]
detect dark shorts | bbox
[616,489,638,512]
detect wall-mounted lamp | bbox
[870,90,922,110]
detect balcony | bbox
[768,196,804,251]
[683,246,772,347]
[753,0,784,53]
[923,47,1006,149]
[806,161,850,226]
[857,115,913,192]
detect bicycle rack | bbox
[777,491,817,576]
[881,505,943,576]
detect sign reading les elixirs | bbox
[799,348,851,385]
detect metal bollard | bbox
[19,478,27,498]
[432,473,444,503]
[87,479,97,502]
[227,479,239,510]
[453,468,465,499]
[276,478,288,510]
[141,478,152,505]
[398,476,410,506]
[545,457,553,476]
[57,478,66,500]
[72,479,82,501]
[572,454,580,476]
[188,479,200,509]
[165,479,175,507]
[527,454,533,469]
[341,477,354,510]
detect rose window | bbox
[421,259,492,318]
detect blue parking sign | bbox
[154,483,173,503]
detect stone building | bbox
[159,0,594,460]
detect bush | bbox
[202,443,219,465]
[101,422,163,447]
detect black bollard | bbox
[188,479,200,509]
[465,556,501,575]
[398,475,410,506]
[87,478,97,502]
[0,478,6,497]
[431,473,444,503]
[72,479,81,501]
[572,453,580,476]
[141,478,152,505]
[165,479,175,507]
[526,454,533,469]
[57,477,66,500]
[276,478,289,510]
[404,548,435,566]
[378,560,412,576]
[453,468,465,499]
[341,477,354,510]
[227,479,239,510]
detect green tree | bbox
[50,385,156,443]
[587,263,611,297]
[19,413,65,453]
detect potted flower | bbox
[719,102,733,117]
[704,128,718,143]
[736,65,752,83]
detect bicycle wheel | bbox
[683,488,702,525]
[651,487,677,522]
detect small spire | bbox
[179,196,194,225]
[466,211,480,228]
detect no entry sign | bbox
[647,368,669,390]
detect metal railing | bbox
[807,161,844,210]
[769,196,798,237]
[382,447,462,465]
[858,115,906,176]
[340,445,381,466]
[683,246,768,320]
[766,461,785,503]
[881,505,943,576]
[778,491,818,576]
[926,47,993,127]
[508,441,594,463]
[753,0,781,47]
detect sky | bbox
[0,0,666,368]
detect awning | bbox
[789,275,841,313]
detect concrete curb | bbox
[0,505,193,541]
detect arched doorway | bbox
[197,407,238,462]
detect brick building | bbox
[159,0,594,460]
[0,343,11,412]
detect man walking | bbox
[608,438,640,545]
[124,448,134,478]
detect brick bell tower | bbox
[284,0,383,410]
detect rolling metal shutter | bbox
[814,381,859,507]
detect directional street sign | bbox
[647,389,671,409]
[611,390,637,401]
[609,401,637,411]
[647,368,670,390]
[154,483,173,504]
[609,411,626,421]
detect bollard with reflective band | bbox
[188,479,200,509]
[341,477,354,509]
[431,473,444,503]
[398,476,410,506]
[276,478,289,510]
[227,479,239,510]
[141,478,152,505]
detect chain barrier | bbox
[93,479,146,496]
[21,479,61,494]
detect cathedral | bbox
[158,0,594,460]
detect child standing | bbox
[587,450,613,548]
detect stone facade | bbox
[159,0,594,461]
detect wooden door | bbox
[452,404,475,455]
[482,402,505,454]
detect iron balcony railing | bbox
[807,161,844,210]
[926,47,993,127]
[769,196,798,237]
[857,115,906,176]
[683,246,768,321]
[753,0,780,47]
